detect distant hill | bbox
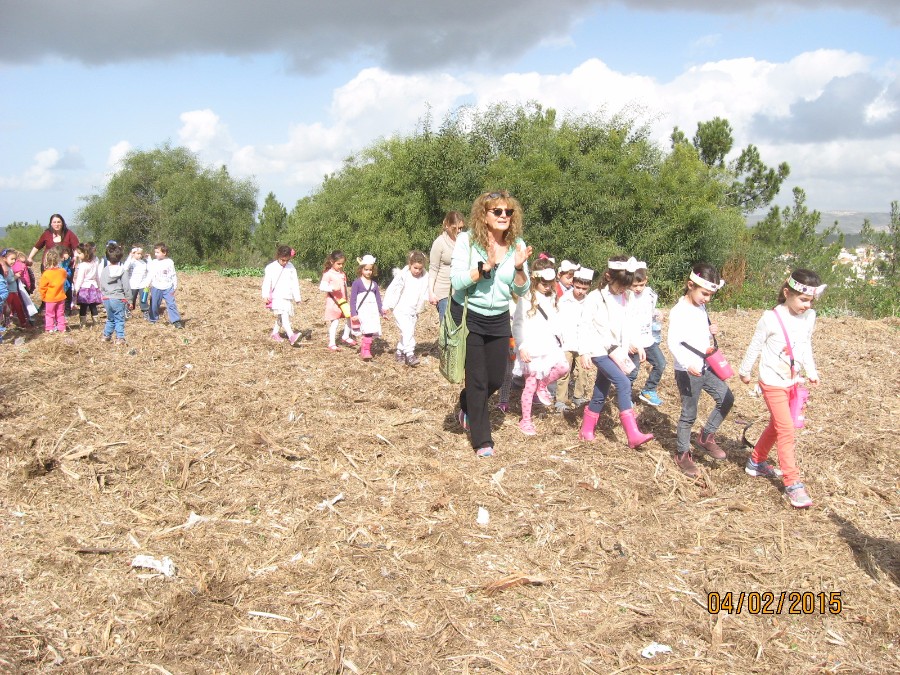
[746,210,892,234]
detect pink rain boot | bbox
[360,335,373,361]
[619,408,654,449]
[579,408,600,441]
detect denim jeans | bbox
[436,297,448,324]
[674,369,734,454]
[628,342,667,391]
[588,355,634,414]
[102,298,127,339]
[149,287,181,323]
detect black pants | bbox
[460,332,509,450]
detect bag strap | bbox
[771,306,797,375]
[680,309,717,358]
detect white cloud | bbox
[178,109,236,159]
[205,49,898,211]
[0,148,61,190]
[107,141,132,168]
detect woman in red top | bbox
[27,214,80,272]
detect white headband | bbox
[787,276,826,298]
[558,260,580,273]
[608,257,646,273]
[574,267,594,282]
[690,272,725,292]
[357,254,377,265]
[532,268,557,281]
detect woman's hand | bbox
[429,292,437,305]
[579,354,593,370]
[514,242,533,268]
[518,347,531,363]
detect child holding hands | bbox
[738,270,824,508]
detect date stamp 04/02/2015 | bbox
[707,592,843,615]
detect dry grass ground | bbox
[1,272,898,674]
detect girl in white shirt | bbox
[667,263,734,477]
[261,245,302,345]
[577,257,654,448]
[512,258,569,436]
[383,251,430,366]
[739,269,823,509]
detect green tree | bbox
[692,117,733,168]
[286,102,745,286]
[78,145,257,266]
[0,221,46,254]
[860,200,900,279]
[252,192,288,259]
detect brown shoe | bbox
[694,430,726,460]
[675,451,699,478]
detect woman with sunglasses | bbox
[449,191,533,457]
[429,211,466,323]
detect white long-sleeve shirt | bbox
[628,286,658,349]
[147,257,177,291]
[261,260,301,311]
[667,296,712,373]
[557,291,586,352]
[513,292,562,358]
[124,256,151,290]
[73,259,100,293]
[739,306,818,386]
[577,287,631,358]
[383,266,429,315]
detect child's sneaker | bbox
[572,397,590,406]
[745,459,783,478]
[115,338,126,346]
[639,390,663,406]
[395,350,405,363]
[406,354,420,366]
[496,402,509,413]
[289,332,302,346]
[475,445,494,458]
[554,400,571,412]
[101,334,112,342]
[786,483,813,508]
[518,420,537,436]
[270,331,284,342]
[535,382,553,406]
[342,336,357,347]
[327,344,341,352]
[457,410,469,432]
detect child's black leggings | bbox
[79,302,99,318]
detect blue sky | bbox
[2,1,898,226]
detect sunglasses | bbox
[488,208,514,217]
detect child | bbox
[261,245,303,345]
[1,248,32,328]
[738,270,824,509]
[555,266,594,411]
[577,257,654,448]
[37,248,68,333]
[667,262,734,477]
[512,259,569,435]
[556,260,578,297]
[383,250,429,366]
[147,242,183,328]
[350,255,385,361]
[628,263,667,406]
[99,243,131,345]
[124,245,151,319]
[59,246,75,316]
[319,250,354,351]
[73,242,102,328]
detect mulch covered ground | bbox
[1,272,898,673]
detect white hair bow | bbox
[357,254,377,265]
[608,257,646,273]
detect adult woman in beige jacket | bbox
[428,211,465,322]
